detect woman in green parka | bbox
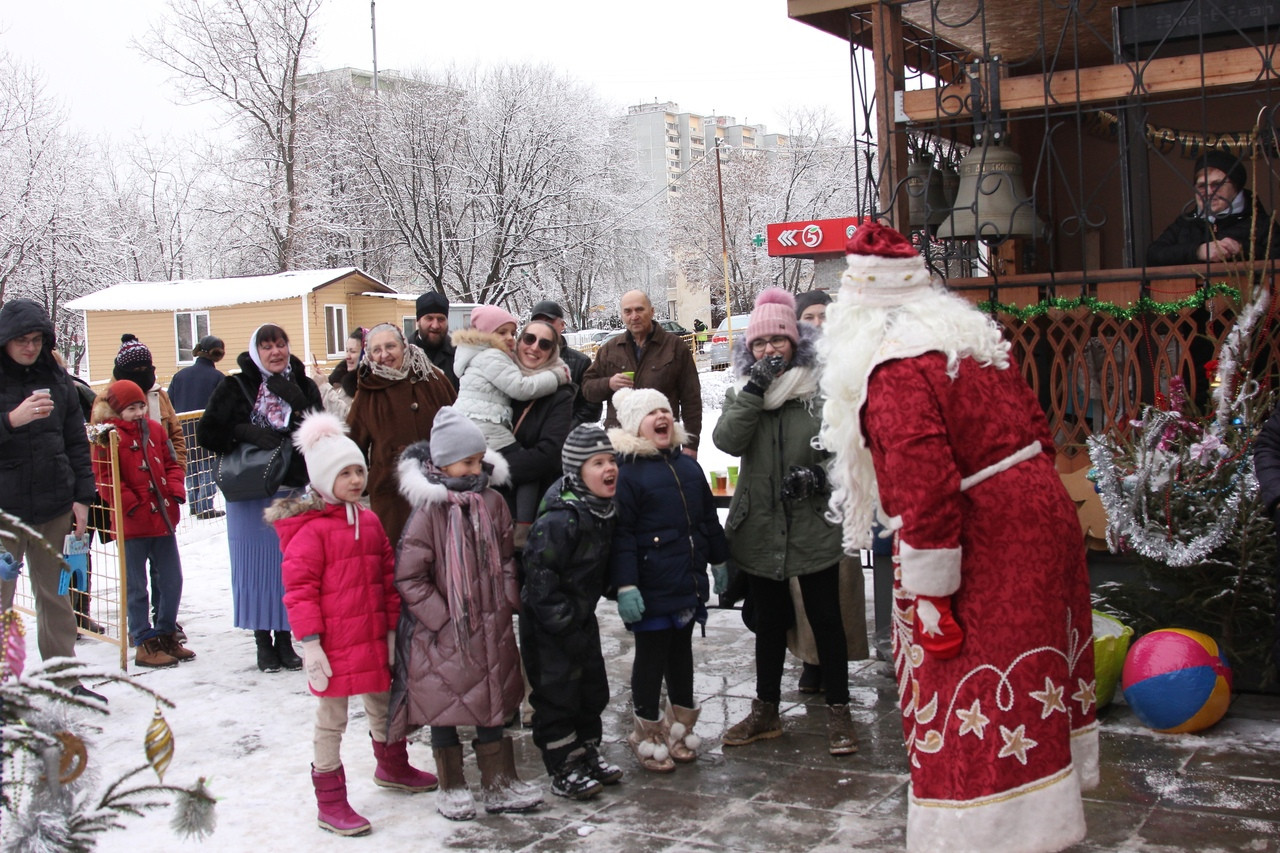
[711,288,856,756]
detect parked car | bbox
[708,314,751,371]
[658,319,692,337]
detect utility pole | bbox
[371,1,379,95]
[714,137,734,351]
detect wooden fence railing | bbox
[948,264,1280,466]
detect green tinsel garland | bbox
[978,283,1240,321]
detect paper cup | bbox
[727,466,739,487]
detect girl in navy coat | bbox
[608,388,729,773]
[268,412,436,837]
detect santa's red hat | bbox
[839,221,936,307]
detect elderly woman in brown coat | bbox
[347,323,456,546]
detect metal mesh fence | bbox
[8,410,225,671]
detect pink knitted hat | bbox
[470,304,519,335]
[746,288,799,347]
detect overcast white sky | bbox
[0,0,855,141]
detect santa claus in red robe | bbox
[818,222,1098,853]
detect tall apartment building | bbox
[623,102,788,326]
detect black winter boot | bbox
[275,631,303,670]
[255,630,281,673]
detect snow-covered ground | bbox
[6,386,759,851]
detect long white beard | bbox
[817,290,1012,553]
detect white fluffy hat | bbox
[293,411,366,503]
[612,386,673,436]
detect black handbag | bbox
[214,376,292,502]
[215,440,291,501]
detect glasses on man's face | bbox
[520,333,554,352]
[1196,179,1230,195]
[750,336,790,353]
[12,333,43,349]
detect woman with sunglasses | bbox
[712,288,856,757]
[498,320,577,546]
[347,323,456,547]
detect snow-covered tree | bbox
[138,0,323,272]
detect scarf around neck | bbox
[428,466,500,665]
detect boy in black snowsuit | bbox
[520,424,622,800]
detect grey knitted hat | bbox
[562,424,614,481]
[429,406,487,468]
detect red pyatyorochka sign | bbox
[766,216,865,258]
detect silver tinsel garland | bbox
[1088,430,1254,565]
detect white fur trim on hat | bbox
[839,252,937,308]
[294,411,366,503]
[612,386,673,436]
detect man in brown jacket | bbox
[581,290,702,456]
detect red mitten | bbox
[914,595,964,660]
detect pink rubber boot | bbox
[372,737,439,792]
[311,765,372,836]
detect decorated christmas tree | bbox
[1087,287,1277,689]
[0,511,216,851]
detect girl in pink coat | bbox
[268,412,436,837]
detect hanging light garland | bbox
[978,283,1239,322]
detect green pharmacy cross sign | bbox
[752,233,766,248]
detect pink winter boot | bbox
[372,736,439,792]
[311,765,372,836]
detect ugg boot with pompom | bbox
[628,713,675,773]
[664,702,702,763]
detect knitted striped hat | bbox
[115,334,153,369]
[562,424,614,481]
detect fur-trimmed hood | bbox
[396,440,511,508]
[608,422,691,458]
[731,320,822,379]
[90,394,119,428]
[263,489,328,523]
[451,327,511,378]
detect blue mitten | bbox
[616,587,645,623]
[0,550,20,582]
[711,563,730,595]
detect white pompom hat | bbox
[294,411,366,503]
[612,387,673,436]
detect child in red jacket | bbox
[267,411,436,837]
[91,379,192,669]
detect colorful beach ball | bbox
[1121,629,1232,733]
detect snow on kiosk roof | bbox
[66,267,389,312]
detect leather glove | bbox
[232,423,284,449]
[266,374,310,410]
[301,638,333,692]
[781,465,828,502]
[0,549,21,582]
[744,355,786,395]
[387,631,396,667]
[914,595,964,660]
[711,562,730,596]
[616,586,645,623]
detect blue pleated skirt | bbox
[226,492,291,631]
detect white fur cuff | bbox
[899,541,961,597]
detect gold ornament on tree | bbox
[145,704,175,782]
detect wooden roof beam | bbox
[898,44,1280,123]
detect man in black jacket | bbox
[530,300,602,427]
[1147,151,1278,266]
[0,298,104,702]
[408,291,458,390]
[168,335,226,518]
